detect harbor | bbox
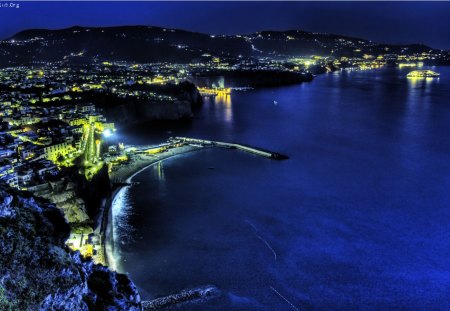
[100,137,288,269]
[172,137,289,160]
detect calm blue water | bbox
[113,67,450,310]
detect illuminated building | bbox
[44,142,75,162]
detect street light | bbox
[103,129,113,138]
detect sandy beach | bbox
[102,145,203,270]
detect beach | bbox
[102,144,203,270]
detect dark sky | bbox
[1,1,450,49]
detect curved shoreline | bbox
[102,145,203,271]
[101,137,288,270]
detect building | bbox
[43,142,75,162]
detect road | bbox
[85,124,96,164]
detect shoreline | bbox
[100,145,203,270]
[99,137,288,270]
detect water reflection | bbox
[152,161,165,183]
[215,93,233,123]
[406,76,439,112]
[407,76,439,95]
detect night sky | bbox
[1,1,450,50]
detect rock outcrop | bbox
[31,178,91,225]
[192,70,314,88]
[0,185,142,310]
[101,82,202,125]
[77,82,203,127]
[102,98,195,124]
[70,164,112,220]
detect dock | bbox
[173,137,288,160]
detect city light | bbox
[103,129,113,137]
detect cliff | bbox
[70,164,112,220]
[0,185,142,310]
[31,178,91,226]
[77,82,202,126]
[102,97,195,124]
[193,70,314,88]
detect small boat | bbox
[273,100,278,105]
[208,167,215,170]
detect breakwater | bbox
[102,138,288,270]
[173,137,289,159]
[142,285,220,310]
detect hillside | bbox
[0,185,141,310]
[0,25,442,66]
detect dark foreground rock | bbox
[0,185,141,310]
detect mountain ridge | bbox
[0,25,445,67]
[6,25,438,49]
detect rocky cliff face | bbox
[70,164,112,220]
[93,82,203,127]
[31,178,91,225]
[194,70,314,88]
[0,185,142,310]
[102,98,195,125]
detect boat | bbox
[407,70,440,78]
[273,100,278,105]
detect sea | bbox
[111,67,450,310]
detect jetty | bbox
[172,137,288,160]
[101,137,287,269]
[142,285,219,310]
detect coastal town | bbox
[1,27,449,266]
[1,0,450,308]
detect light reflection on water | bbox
[407,76,439,94]
[203,93,234,125]
[154,161,166,183]
[113,67,450,310]
[111,161,168,273]
[215,93,233,123]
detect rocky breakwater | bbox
[0,184,142,310]
[142,285,220,310]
